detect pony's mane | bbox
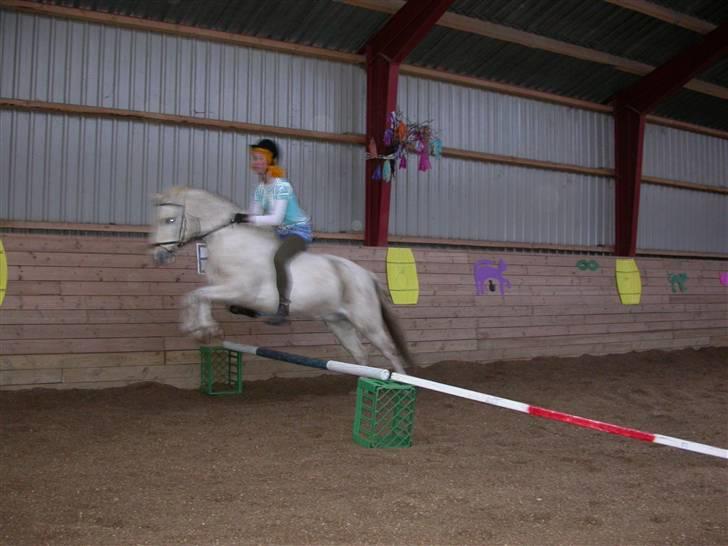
[161,186,238,208]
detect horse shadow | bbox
[474,259,512,297]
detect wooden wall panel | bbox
[0,232,726,389]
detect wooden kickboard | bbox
[0,239,7,307]
[386,248,419,305]
[615,258,641,305]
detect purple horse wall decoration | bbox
[474,259,512,297]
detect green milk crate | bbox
[199,346,243,396]
[353,377,416,448]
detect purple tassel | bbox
[418,151,431,172]
[399,154,407,170]
[383,128,393,146]
[372,163,382,180]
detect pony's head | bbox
[149,187,236,265]
[149,187,188,265]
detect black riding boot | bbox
[266,299,290,326]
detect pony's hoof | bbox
[192,325,223,343]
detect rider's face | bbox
[250,151,269,176]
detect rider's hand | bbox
[232,213,250,224]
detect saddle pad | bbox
[615,258,641,305]
[386,248,419,305]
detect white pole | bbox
[220,342,728,460]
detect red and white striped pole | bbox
[392,372,728,460]
[222,342,728,460]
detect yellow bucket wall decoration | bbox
[386,247,419,305]
[615,258,642,305]
[0,239,7,307]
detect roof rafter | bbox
[617,20,728,112]
[339,0,728,101]
[603,0,716,34]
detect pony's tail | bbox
[372,275,417,370]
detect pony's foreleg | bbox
[181,283,243,341]
[324,319,369,365]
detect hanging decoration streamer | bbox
[367,110,442,182]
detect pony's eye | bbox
[165,217,176,224]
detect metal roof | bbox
[17,0,728,132]
[650,0,728,22]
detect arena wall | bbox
[2,231,726,390]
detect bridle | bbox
[152,201,234,250]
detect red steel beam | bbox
[618,21,728,112]
[364,0,455,246]
[613,101,645,257]
[613,21,728,256]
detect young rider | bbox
[232,138,313,325]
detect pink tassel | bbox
[399,154,407,170]
[418,151,431,172]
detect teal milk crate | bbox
[199,346,243,396]
[353,377,416,448]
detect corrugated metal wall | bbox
[398,75,614,169]
[638,185,728,254]
[394,75,615,246]
[389,158,614,246]
[639,124,728,253]
[1,9,725,253]
[0,10,366,231]
[643,124,728,188]
[394,74,726,251]
[0,109,364,230]
[0,11,365,133]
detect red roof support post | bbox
[614,101,645,257]
[612,21,728,256]
[363,0,455,247]
[364,53,399,247]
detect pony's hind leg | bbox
[324,319,369,365]
[347,314,407,375]
[363,326,408,375]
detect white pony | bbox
[149,187,414,374]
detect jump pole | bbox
[222,341,728,460]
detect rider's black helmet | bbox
[249,138,280,163]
